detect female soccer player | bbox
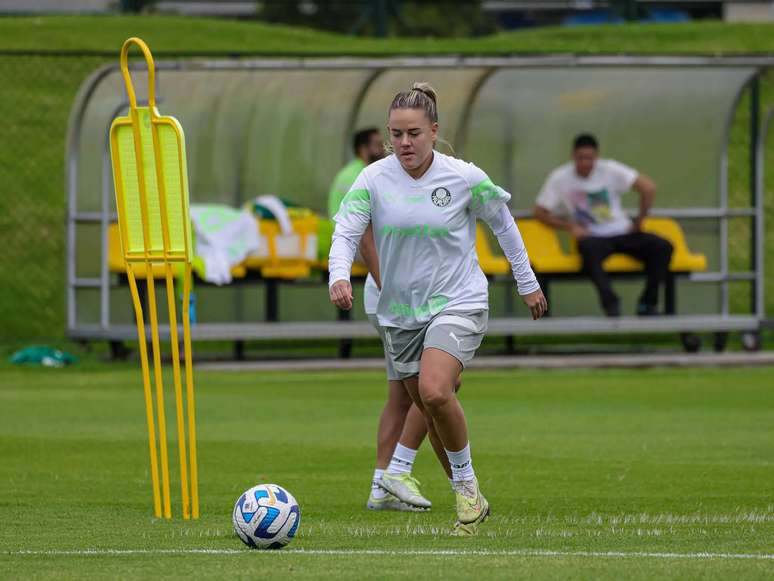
[329,83,546,534]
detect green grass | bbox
[3,16,774,54]
[1,15,773,341]
[1,364,772,578]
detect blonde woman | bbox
[329,83,547,534]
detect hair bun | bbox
[389,82,439,123]
[411,82,437,105]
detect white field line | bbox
[5,549,774,560]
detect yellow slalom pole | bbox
[165,264,191,519]
[144,42,190,519]
[146,269,172,519]
[182,263,200,518]
[111,37,200,518]
[126,266,162,519]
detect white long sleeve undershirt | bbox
[328,225,363,287]
[481,204,540,296]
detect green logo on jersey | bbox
[381,224,450,238]
[388,295,449,318]
[382,193,425,205]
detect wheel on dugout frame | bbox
[712,332,729,353]
[233,484,300,549]
[680,332,702,353]
[741,331,762,352]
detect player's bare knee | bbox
[420,390,449,413]
[418,375,451,411]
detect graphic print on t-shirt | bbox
[569,188,612,226]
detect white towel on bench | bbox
[190,204,260,285]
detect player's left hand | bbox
[521,288,548,320]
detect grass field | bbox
[1,363,772,578]
[4,17,774,54]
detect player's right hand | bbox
[521,288,548,320]
[570,223,589,240]
[330,280,354,311]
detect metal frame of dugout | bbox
[66,55,773,355]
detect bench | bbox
[107,216,372,358]
[110,216,706,317]
[475,217,708,315]
[108,215,320,280]
[104,215,711,357]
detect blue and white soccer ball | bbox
[233,484,300,550]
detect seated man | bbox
[327,127,384,218]
[534,133,673,317]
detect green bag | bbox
[9,346,77,368]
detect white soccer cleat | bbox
[378,473,433,509]
[366,491,429,512]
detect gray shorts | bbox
[368,314,400,381]
[381,310,488,380]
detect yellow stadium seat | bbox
[639,217,708,272]
[474,224,510,276]
[515,217,707,274]
[243,216,319,279]
[514,219,580,273]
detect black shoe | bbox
[637,303,660,317]
[604,304,621,318]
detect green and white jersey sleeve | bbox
[330,152,538,330]
[328,171,371,287]
[468,172,510,221]
[328,171,380,315]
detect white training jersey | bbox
[364,274,379,315]
[332,152,518,330]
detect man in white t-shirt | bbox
[535,133,673,317]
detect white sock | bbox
[445,443,475,482]
[386,443,418,475]
[371,468,387,499]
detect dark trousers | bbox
[577,232,674,314]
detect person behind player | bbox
[329,82,547,534]
[327,128,385,219]
[361,238,434,511]
[327,128,435,512]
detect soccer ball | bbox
[233,484,300,550]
